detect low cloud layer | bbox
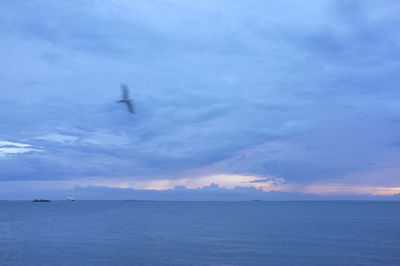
[1,182,399,201]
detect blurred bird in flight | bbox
[118,84,135,114]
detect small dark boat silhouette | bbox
[32,199,51,202]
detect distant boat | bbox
[32,199,51,202]
[67,197,75,201]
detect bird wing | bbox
[126,100,135,113]
[121,84,129,100]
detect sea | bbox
[0,201,399,266]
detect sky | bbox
[1,0,400,200]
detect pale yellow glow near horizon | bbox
[88,174,284,191]
[5,174,400,196]
[285,183,400,196]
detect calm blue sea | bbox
[0,201,399,266]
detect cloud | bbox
[37,133,79,144]
[2,181,399,200]
[71,184,400,200]
[0,0,400,199]
[2,172,399,201]
[0,140,40,158]
[0,141,31,147]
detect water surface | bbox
[1,201,399,265]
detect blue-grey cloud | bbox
[1,0,400,199]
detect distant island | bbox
[32,199,51,202]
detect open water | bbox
[0,201,399,266]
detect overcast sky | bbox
[1,0,400,199]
